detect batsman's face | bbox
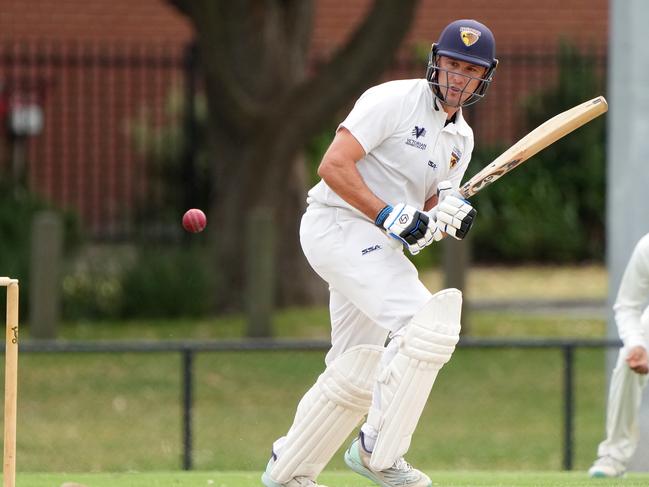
[437,56,487,105]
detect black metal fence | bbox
[18,337,621,471]
[0,41,607,241]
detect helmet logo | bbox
[460,27,481,46]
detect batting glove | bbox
[375,203,443,255]
[428,180,477,240]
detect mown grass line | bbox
[17,470,649,487]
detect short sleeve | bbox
[339,83,406,154]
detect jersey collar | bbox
[432,96,472,137]
[444,109,472,136]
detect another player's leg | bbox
[588,348,649,478]
[344,288,462,487]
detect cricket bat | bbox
[459,96,608,198]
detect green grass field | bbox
[13,346,608,472]
[4,264,622,481]
[12,317,611,473]
[17,470,649,487]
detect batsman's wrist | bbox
[374,205,393,227]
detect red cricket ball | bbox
[182,208,207,233]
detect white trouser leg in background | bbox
[596,348,649,464]
[364,288,462,471]
[268,345,383,484]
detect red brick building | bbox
[2,0,607,54]
[0,0,608,237]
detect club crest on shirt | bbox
[450,147,462,169]
[460,27,481,46]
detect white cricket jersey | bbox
[614,232,649,349]
[306,78,475,216]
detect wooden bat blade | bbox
[460,96,608,198]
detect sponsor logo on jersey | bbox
[412,126,426,138]
[460,27,481,46]
[361,244,382,256]
[450,146,462,169]
[406,138,427,150]
[428,160,437,169]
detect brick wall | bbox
[312,0,608,57]
[0,0,609,238]
[2,0,608,53]
[0,0,193,42]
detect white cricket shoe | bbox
[344,436,432,487]
[588,456,626,478]
[261,456,328,487]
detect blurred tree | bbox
[467,41,606,262]
[169,0,419,311]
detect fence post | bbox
[562,345,575,470]
[182,349,193,470]
[29,211,63,339]
[246,208,276,337]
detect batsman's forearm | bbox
[318,160,386,221]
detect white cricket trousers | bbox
[299,205,432,364]
[271,205,435,461]
[596,347,649,463]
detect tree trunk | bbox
[170,0,419,312]
[207,126,327,311]
[274,153,328,307]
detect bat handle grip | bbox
[459,185,472,200]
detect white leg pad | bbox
[368,288,462,471]
[270,344,383,483]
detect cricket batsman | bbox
[262,19,498,487]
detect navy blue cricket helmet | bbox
[426,19,498,107]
